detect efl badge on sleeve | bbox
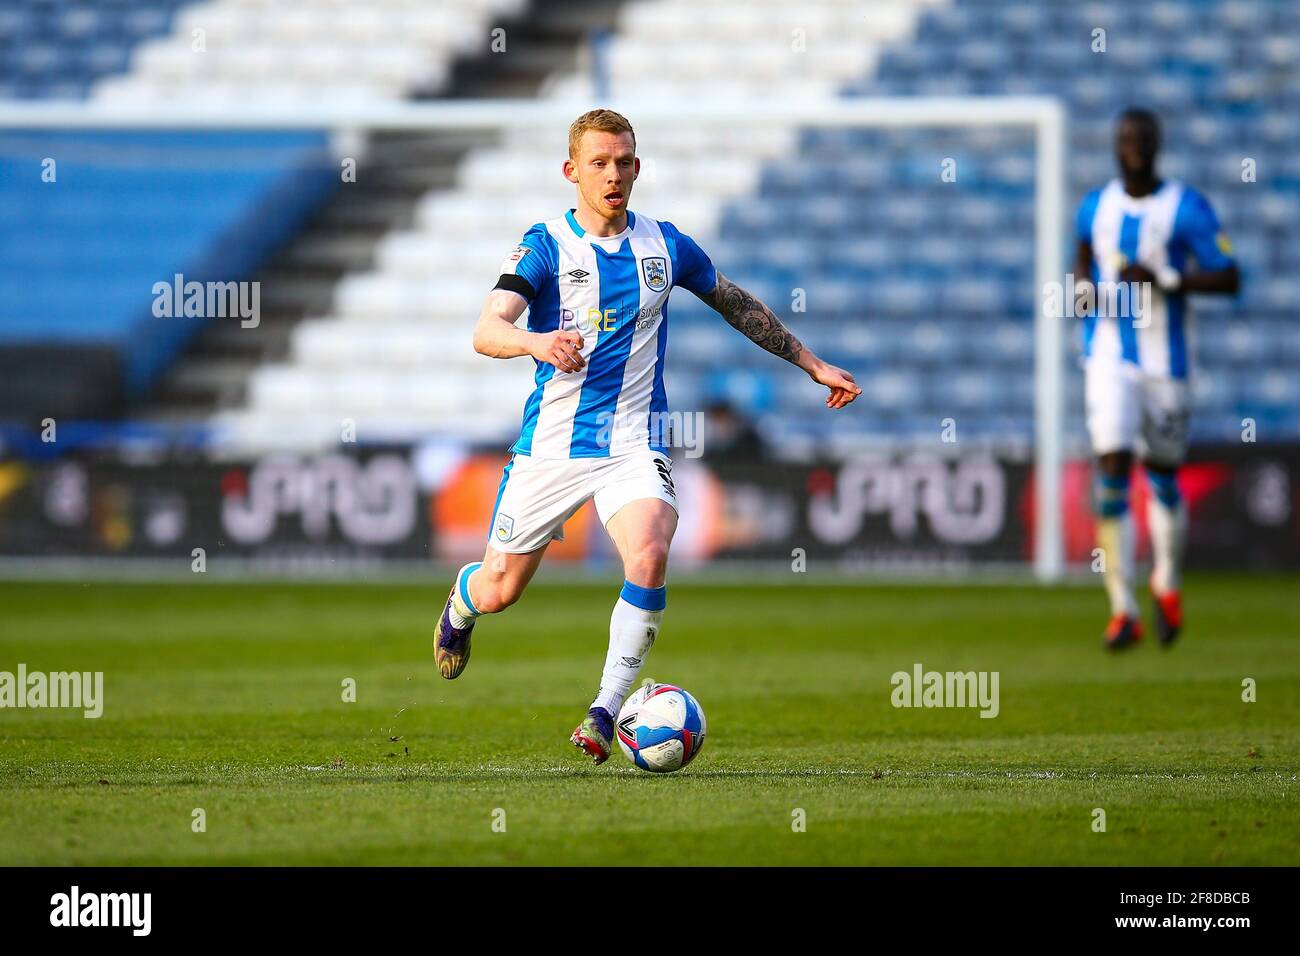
[500,245,532,273]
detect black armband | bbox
[493,274,535,300]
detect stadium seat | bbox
[176,0,1300,454]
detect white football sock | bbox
[591,582,665,717]
[1098,513,1138,616]
[447,561,483,628]
[1147,488,1186,596]
[1096,472,1137,617]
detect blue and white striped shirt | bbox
[495,209,716,458]
[1077,178,1235,379]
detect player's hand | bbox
[1119,263,1156,285]
[532,329,586,373]
[810,360,862,409]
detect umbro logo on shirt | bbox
[563,269,591,285]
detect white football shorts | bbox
[1084,357,1190,466]
[486,447,678,554]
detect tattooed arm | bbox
[695,271,862,409]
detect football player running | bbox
[435,109,861,761]
[1075,108,1239,650]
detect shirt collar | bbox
[565,208,635,240]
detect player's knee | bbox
[625,540,670,586]
[1097,450,1132,478]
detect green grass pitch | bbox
[0,574,1296,866]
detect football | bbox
[616,682,707,773]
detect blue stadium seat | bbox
[762,0,1300,446]
[0,131,338,417]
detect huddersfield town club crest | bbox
[641,257,667,291]
[493,513,514,542]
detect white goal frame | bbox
[0,96,1068,581]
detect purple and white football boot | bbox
[434,589,474,680]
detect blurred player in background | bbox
[1075,108,1240,650]
[435,109,860,761]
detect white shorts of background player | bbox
[1084,356,1190,467]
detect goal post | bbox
[0,96,1068,581]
